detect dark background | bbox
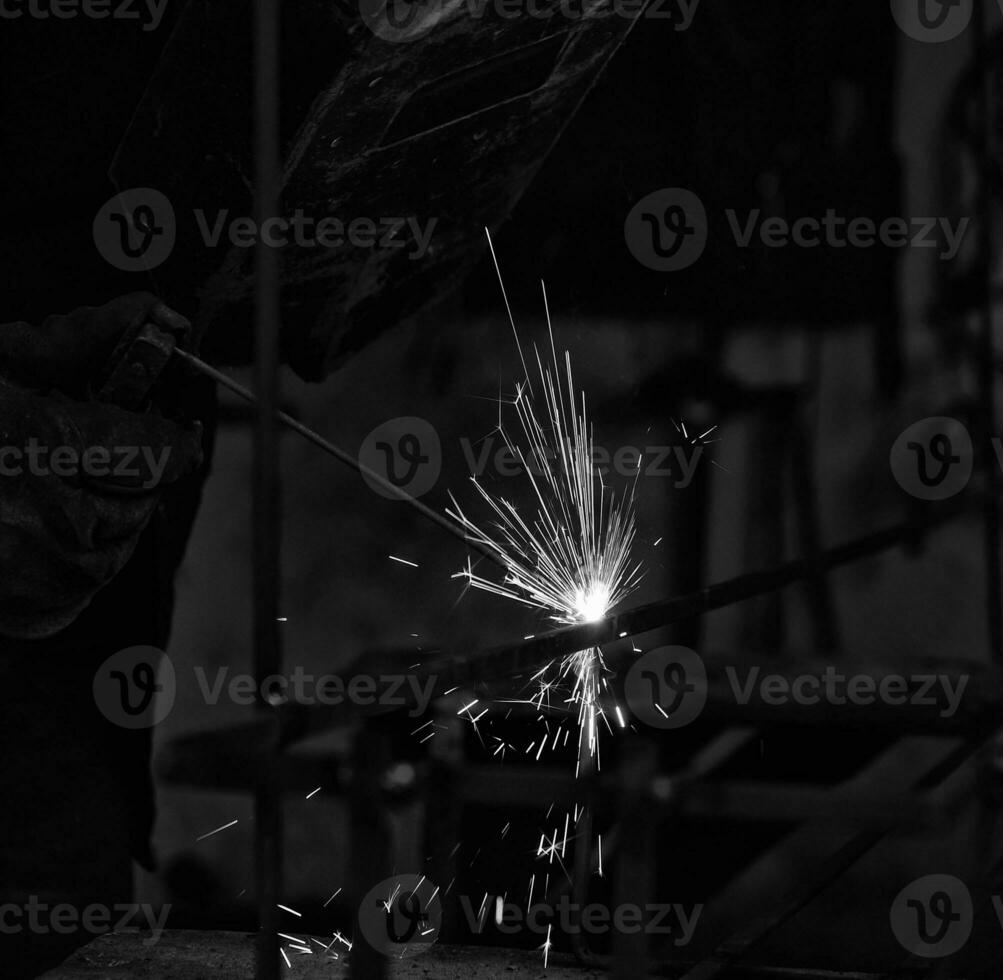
[2,0,1000,975]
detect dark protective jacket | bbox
[0,7,208,974]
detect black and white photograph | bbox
[1,1,1002,977]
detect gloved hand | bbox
[0,294,204,639]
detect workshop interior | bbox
[3,0,1003,977]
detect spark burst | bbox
[448,232,642,766]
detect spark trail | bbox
[448,231,642,769]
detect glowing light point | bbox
[574,583,612,624]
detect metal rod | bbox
[428,498,971,692]
[281,500,978,739]
[564,728,757,973]
[569,727,597,964]
[975,0,1002,660]
[157,503,995,773]
[679,737,988,980]
[174,348,506,572]
[612,735,658,980]
[252,0,283,975]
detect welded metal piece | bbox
[280,502,985,738]
[158,501,994,784]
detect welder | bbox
[0,7,217,977]
[0,0,658,968]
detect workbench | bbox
[39,931,603,980]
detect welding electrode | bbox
[172,348,505,570]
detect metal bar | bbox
[974,0,1002,660]
[161,647,1000,806]
[564,729,757,973]
[424,697,465,942]
[663,963,958,980]
[349,719,393,980]
[678,738,989,980]
[157,507,994,790]
[664,402,713,651]
[569,730,598,964]
[791,408,838,652]
[673,970,938,980]
[252,0,283,975]
[741,404,787,654]
[381,505,973,695]
[160,726,978,836]
[612,735,658,980]
[174,349,506,571]
[282,502,977,738]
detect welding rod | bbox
[174,348,504,569]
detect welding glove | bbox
[0,294,204,639]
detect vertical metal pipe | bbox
[350,719,392,980]
[253,0,283,977]
[569,733,596,964]
[611,736,657,980]
[790,404,838,653]
[424,695,465,942]
[974,0,1002,659]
